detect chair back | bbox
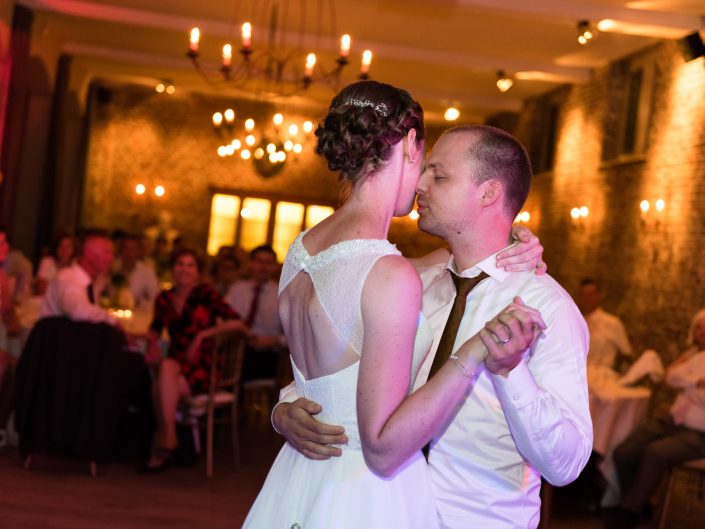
[208,329,246,398]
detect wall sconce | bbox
[514,210,531,223]
[577,20,596,46]
[496,70,514,93]
[155,79,175,95]
[571,206,589,220]
[640,198,665,226]
[134,184,166,198]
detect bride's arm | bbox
[357,256,543,477]
[407,225,546,273]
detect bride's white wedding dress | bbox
[242,232,439,529]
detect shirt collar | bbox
[444,242,517,283]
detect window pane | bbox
[207,194,240,256]
[305,205,335,229]
[273,201,306,260]
[623,69,643,154]
[240,197,271,251]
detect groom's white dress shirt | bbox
[416,249,592,529]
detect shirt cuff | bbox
[489,360,539,410]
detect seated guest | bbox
[0,348,16,450]
[36,230,77,295]
[142,248,246,472]
[225,245,284,381]
[577,277,633,370]
[40,229,118,325]
[605,309,705,529]
[210,253,240,297]
[111,234,159,311]
[0,226,33,304]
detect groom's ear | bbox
[479,179,503,208]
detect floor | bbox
[0,423,702,529]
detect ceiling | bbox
[17,0,704,123]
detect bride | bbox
[242,80,544,528]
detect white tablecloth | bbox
[589,383,651,506]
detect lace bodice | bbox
[279,232,434,450]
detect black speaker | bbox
[677,31,705,62]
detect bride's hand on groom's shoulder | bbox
[498,225,547,275]
[480,297,546,378]
[273,398,348,460]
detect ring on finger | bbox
[499,337,511,344]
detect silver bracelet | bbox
[449,352,478,378]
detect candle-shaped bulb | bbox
[361,50,372,74]
[241,22,252,49]
[305,53,317,77]
[212,112,223,127]
[340,34,351,58]
[245,118,255,131]
[224,108,235,124]
[273,113,284,127]
[222,44,233,67]
[189,27,200,52]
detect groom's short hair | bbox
[443,125,532,218]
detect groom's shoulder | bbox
[504,271,579,314]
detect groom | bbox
[273,125,592,529]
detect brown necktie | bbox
[427,271,489,379]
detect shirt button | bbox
[512,394,520,401]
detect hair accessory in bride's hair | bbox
[335,99,390,117]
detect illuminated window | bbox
[207,193,335,258]
[240,197,271,251]
[207,194,240,255]
[305,205,335,229]
[272,202,306,259]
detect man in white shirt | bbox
[273,126,592,528]
[577,278,633,371]
[41,229,118,325]
[112,234,160,311]
[225,245,285,380]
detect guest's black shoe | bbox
[138,447,174,474]
[602,506,639,529]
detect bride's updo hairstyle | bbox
[315,80,424,186]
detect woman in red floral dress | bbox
[142,248,246,472]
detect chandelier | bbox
[186,1,374,97]
[212,107,316,178]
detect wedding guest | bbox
[225,245,284,381]
[36,231,76,295]
[210,254,239,297]
[606,309,705,529]
[577,278,633,371]
[141,248,246,472]
[0,226,33,304]
[40,229,117,325]
[112,234,160,311]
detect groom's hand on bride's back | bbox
[272,398,348,460]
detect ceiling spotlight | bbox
[496,70,514,93]
[444,107,460,121]
[577,20,595,46]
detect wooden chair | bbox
[180,329,246,477]
[657,458,705,529]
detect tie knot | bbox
[452,271,488,298]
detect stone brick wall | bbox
[82,82,447,257]
[515,41,705,362]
